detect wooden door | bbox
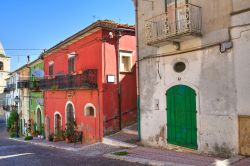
[166,85,197,149]
[239,116,250,156]
[36,108,41,133]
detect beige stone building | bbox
[0,42,10,120]
[135,0,250,157]
[0,42,10,93]
[16,64,30,135]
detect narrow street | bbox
[0,122,144,166]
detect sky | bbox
[0,0,135,71]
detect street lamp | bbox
[14,96,20,137]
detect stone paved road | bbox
[0,123,145,166]
[232,157,250,166]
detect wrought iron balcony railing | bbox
[40,69,97,90]
[3,88,10,93]
[16,69,97,91]
[17,80,30,89]
[5,84,16,92]
[3,105,10,111]
[145,3,202,46]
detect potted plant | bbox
[53,128,65,142]
[65,121,76,143]
[49,133,54,142]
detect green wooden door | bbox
[166,85,197,149]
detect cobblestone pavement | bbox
[112,146,224,166]
[107,131,138,144]
[0,123,145,166]
[232,157,250,166]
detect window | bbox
[165,0,187,7]
[84,103,96,117]
[120,51,132,72]
[0,61,3,70]
[48,61,54,77]
[166,0,175,5]
[174,62,186,73]
[66,103,74,123]
[49,64,54,77]
[54,113,62,135]
[68,54,75,74]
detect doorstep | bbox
[9,137,95,152]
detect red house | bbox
[41,20,137,143]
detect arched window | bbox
[84,103,96,117]
[54,113,62,135]
[0,61,3,71]
[66,103,75,123]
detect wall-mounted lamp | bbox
[173,41,180,51]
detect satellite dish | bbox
[32,69,44,78]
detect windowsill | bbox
[120,71,133,74]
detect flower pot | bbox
[65,138,70,143]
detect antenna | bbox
[92,15,99,22]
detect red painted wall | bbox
[43,28,136,142]
[101,30,137,134]
[44,30,103,142]
[44,90,100,142]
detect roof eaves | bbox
[41,20,135,58]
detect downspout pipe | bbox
[115,31,122,131]
[97,89,101,142]
[134,0,141,141]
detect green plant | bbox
[7,111,18,131]
[54,128,65,140]
[113,151,128,156]
[26,119,33,136]
[65,121,76,139]
[49,133,54,142]
[9,132,17,138]
[51,85,58,90]
[6,117,11,131]
[24,136,33,141]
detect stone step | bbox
[102,137,137,148]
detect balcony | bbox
[5,84,16,92]
[3,105,10,111]
[40,69,97,90]
[3,88,10,93]
[145,3,202,46]
[17,80,30,89]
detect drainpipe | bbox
[134,0,141,140]
[115,31,122,131]
[97,89,101,142]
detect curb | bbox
[102,137,137,148]
[104,153,193,166]
[9,137,88,152]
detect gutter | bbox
[115,32,122,131]
[41,21,135,58]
